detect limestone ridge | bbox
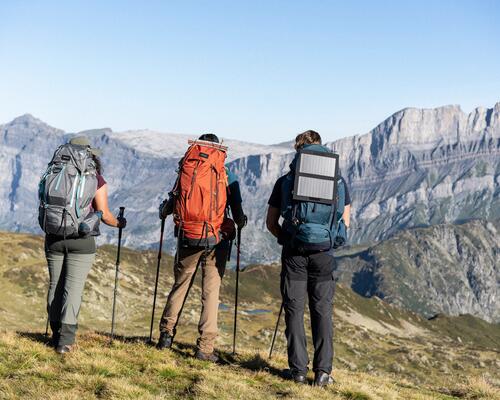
[325,103,500,246]
[228,103,500,259]
[0,103,498,263]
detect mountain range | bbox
[1,103,498,263]
[0,104,498,322]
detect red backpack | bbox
[173,140,228,244]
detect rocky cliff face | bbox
[0,103,498,264]
[227,104,500,261]
[334,219,500,322]
[330,104,500,244]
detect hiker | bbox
[39,136,126,354]
[266,130,351,386]
[157,133,246,362]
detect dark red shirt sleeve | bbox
[97,174,107,190]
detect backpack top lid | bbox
[291,144,339,205]
[69,136,102,156]
[187,139,228,153]
[49,143,97,174]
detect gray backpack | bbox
[38,143,99,238]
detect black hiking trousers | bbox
[280,244,335,375]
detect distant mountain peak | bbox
[76,128,113,137]
[9,113,43,125]
[3,114,64,138]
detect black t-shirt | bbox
[267,174,351,208]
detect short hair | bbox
[294,130,321,150]
[198,133,219,143]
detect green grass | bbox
[340,390,371,400]
[0,231,499,399]
[1,331,498,400]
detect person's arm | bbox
[266,176,285,239]
[343,204,351,228]
[340,177,351,228]
[228,180,246,228]
[266,206,281,238]
[93,184,122,227]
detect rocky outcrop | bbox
[329,104,500,245]
[334,219,500,322]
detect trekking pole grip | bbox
[117,207,125,234]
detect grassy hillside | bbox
[0,232,499,399]
[1,331,498,400]
[334,219,499,322]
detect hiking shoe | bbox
[195,350,219,363]
[55,345,72,355]
[156,332,173,350]
[314,371,335,387]
[283,369,307,384]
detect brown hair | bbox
[294,130,322,150]
[92,155,102,175]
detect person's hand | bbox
[117,217,127,229]
[159,198,174,220]
[220,218,236,241]
[159,199,168,220]
[236,215,248,230]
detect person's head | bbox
[198,133,219,143]
[294,130,321,151]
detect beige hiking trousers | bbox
[159,246,226,353]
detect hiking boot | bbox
[55,345,72,355]
[314,371,335,387]
[283,369,307,384]
[156,332,173,350]
[195,349,219,363]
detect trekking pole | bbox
[149,217,166,344]
[232,227,242,355]
[110,206,125,343]
[269,302,284,359]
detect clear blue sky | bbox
[1,1,499,144]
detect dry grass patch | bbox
[1,331,499,400]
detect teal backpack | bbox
[280,144,347,251]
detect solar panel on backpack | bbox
[293,149,339,204]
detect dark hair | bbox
[198,133,219,143]
[92,155,102,175]
[295,130,321,150]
